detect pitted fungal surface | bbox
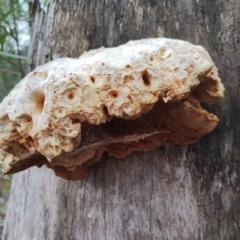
[0,38,224,180]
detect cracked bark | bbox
[3,0,240,239]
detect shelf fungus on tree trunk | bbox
[0,38,224,180]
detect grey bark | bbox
[3,0,240,239]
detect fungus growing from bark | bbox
[0,38,224,180]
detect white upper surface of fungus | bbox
[0,38,224,175]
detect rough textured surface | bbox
[3,0,240,239]
[0,38,224,180]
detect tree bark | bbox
[3,0,240,239]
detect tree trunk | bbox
[3,0,240,239]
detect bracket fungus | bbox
[0,38,224,180]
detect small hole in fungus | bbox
[125,64,131,69]
[68,93,74,100]
[124,75,134,82]
[103,106,109,118]
[25,136,34,142]
[142,70,151,86]
[109,90,118,98]
[90,76,95,83]
[34,92,45,112]
[26,116,32,122]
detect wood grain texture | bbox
[3,0,240,239]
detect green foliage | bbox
[0,0,32,100]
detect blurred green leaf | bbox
[0,7,18,22]
[0,33,7,50]
[0,51,27,59]
[1,71,7,85]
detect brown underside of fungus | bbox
[0,38,224,180]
